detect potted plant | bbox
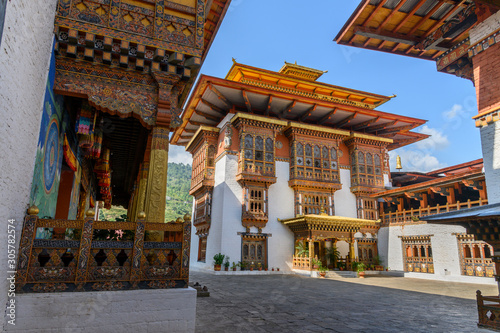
[250,262,255,271]
[373,255,384,271]
[295,242,309,257]
[338,262,345,271]
[271,267,275,271]
[318,264,328,278]
[276,267,280,271]
[257,263,262,271]
[264,265,268,271]
[325,246,340,270]
[231,262,237,271]
[239,261,246,271]
[213,253,225,271]
[224,256,230,271]
[354,262,366,278]
[312,258,321,270]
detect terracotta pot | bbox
[224,267,229,271]
[250,267,254,271]
[232,267,237,271]
[258,267,262,271]
[214,264,221,271]
[319,272,326,278]
[358,271,365,278]
[272,268,274,271]
[277,268,280,271]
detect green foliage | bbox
[98,163,192,223]
[311,258,322,267]
[165,163,193,222]
[325,246,340,267]
[99,207,127,221]
[295,242,309,257]
[213,253,225,265]
[224,256,230,267]
[318,264,328,273]
[352,261,366,272]
[373,254,382,266]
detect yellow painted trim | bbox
[185,126,220,151]
[230,112,288,126]
[286,121,350,137]
[348,132,393,144]
[279,214,380,226]
[225,64,392,108]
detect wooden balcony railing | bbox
[292,256,311,270]
[405,257,434,273]
[382,199,488,225]
[16,207,191,293]
[463,258,495,277]
[477,291,500,330]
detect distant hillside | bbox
[165,162,192,221]
[99,162,192,222]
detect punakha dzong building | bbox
[172,60,436,271]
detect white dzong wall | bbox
[0,0,58,329]
[481,121,500,204]
[266,161,295,270]
[334,168,357,218]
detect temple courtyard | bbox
[191,271,498,333]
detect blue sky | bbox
[169,0,482,172]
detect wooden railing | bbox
[463,258,495,277]
[382,199,488,225]
[477,291,500,330]
[292,256,311,270]
[16,208,191,293]
[405,257,434,273]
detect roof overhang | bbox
[335,0,477,80]
[372,170,485,198]
[171,72,427,149]
[279,214,380,234]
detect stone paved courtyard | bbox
[191,271,498,333]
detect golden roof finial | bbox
[232,57,237,64]
[396,155,403,171]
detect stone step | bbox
[325,270,358,278]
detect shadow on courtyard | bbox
[191,271,488,333]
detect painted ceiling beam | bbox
[298,104,317,122]
[334,113,357,128]
[354,26,448,51]
[364,120,397,132]
[360,0,389,46]
[377,124,416,135]
[280,100,296,118]
[265,95,273,116]
[318,108,337,125]
[208,84,233,108]
[189,119,211,126]
[242,90,252,113]
[351,117,380,131]
[201,98,226,116]
[194,109,220,122]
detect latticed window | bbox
[401,236,434,274]
[351,150,383,187]
[457,234,495,277]
[291,141,339,182]
[198,236,207,262]
[249,188,264,214]
[357,197,378,220]
[242,134,274,176]
[295,192,334,216]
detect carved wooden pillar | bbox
[145,126,170,224]
[349,238,355,270]
[135,135,152,222]
[308,238,314,270]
